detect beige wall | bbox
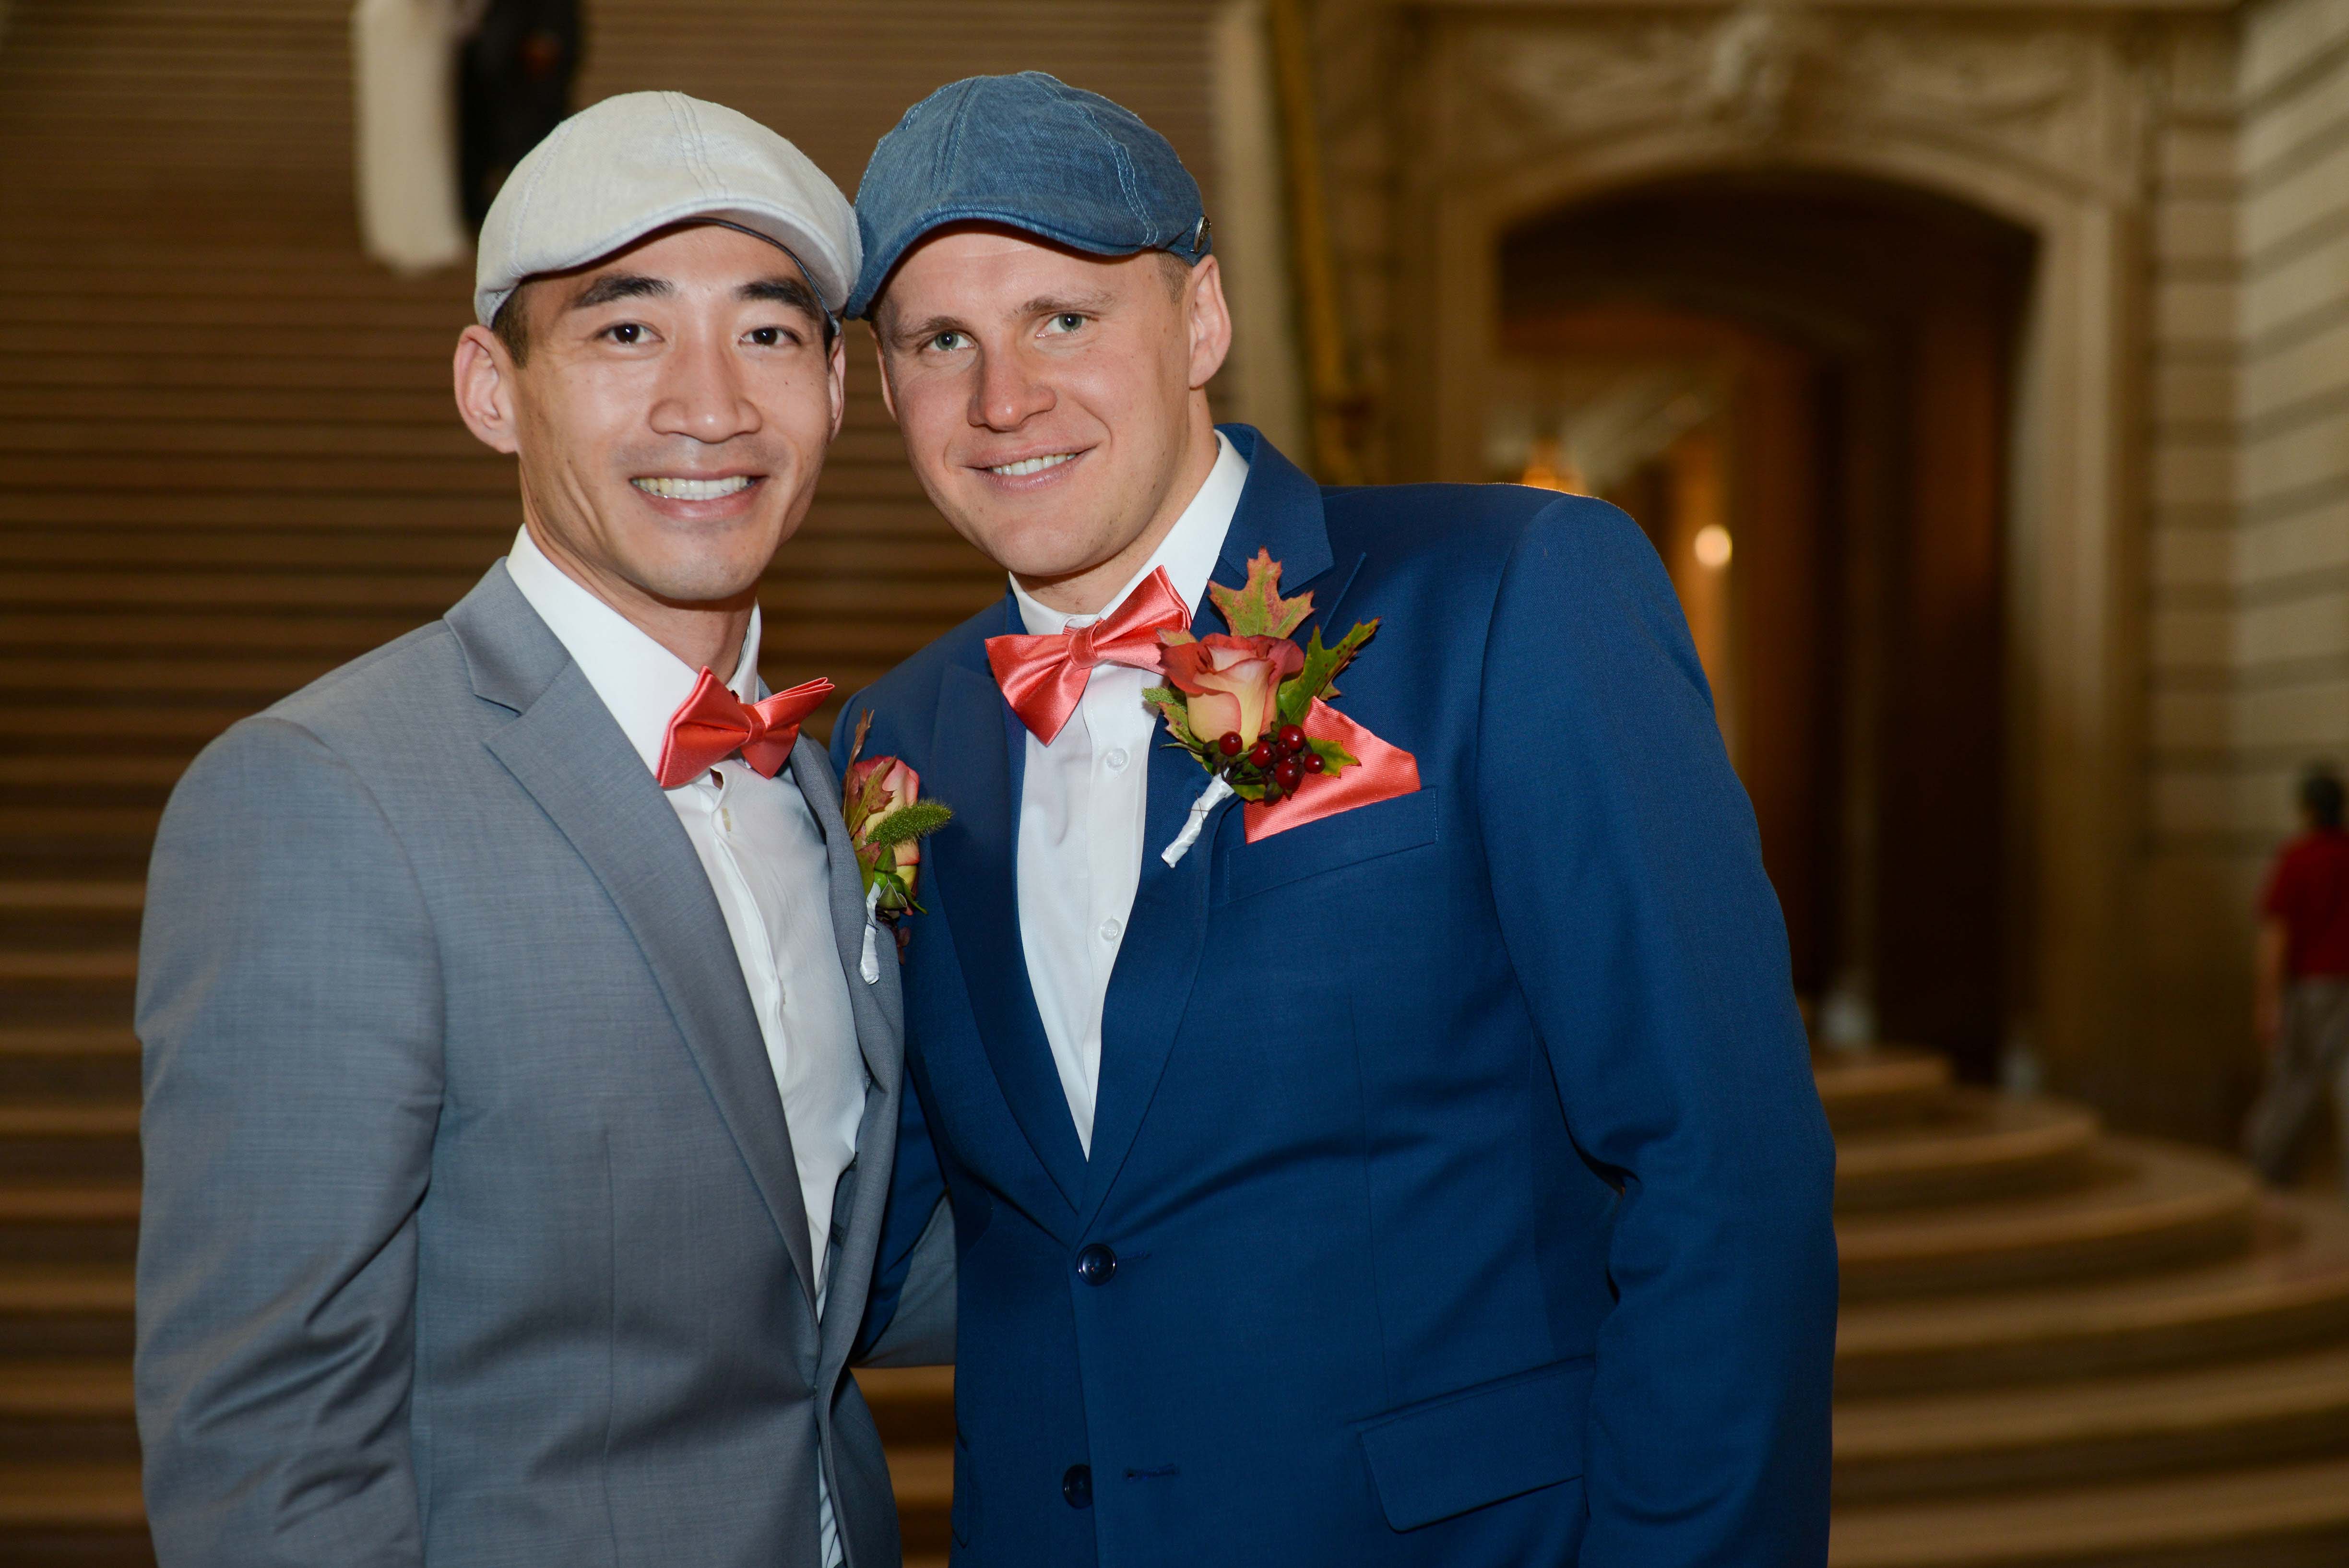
[2139,0,2349,1136]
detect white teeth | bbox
[988,453,1077,478]
[633,475,754,500]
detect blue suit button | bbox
[1075,1243,1118,1285]
[1062,1463,1093,1509]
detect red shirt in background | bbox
[2260,829,2349,977]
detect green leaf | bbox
[866,799,954,850]
[1207,548,1314,639]
[1144,684,1198,745]
[1278,618,1380,724]
[1305,735,1359,774]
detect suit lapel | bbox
[454,569,820,1309]
[925,623,1090,1214]
[787,736,900,1092]
[784,735,914,1371]
[1080,428,1343,1224]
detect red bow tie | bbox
[985,567,1191,744]
[655,669,834,789]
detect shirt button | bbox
[718,808,734,833]
[1098,918,1123,943]
[1103,748,1129,772]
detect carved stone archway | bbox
[1368,0,2203,1097]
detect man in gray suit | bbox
[135,92,943,1568]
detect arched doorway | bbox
[1490,173,2036,1081]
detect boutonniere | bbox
[1145,549,1419,867]
[842,712,954,980]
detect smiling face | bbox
[453,222,845,632]
[871,225,1231,616]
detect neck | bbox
[522,517,755,681]
[1017,404,1220,618]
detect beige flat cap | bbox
[474,91,859,326]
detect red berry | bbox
[1217,732,1244,757]
[1247,740,1275,768]
[1304,752,1326,774]
[1273,759,1303,791]
[1276,724,1306,754]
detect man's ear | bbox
[453,325,522,455]
[827,329,848,441]
[870,322,900,425]
[1185,254,1234,391]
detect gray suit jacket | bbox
[136,563,943,1568]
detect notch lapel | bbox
[924,635,1089,1214]
[1080,429,1341,1224]
[787,736,900,1091]
[783,734,914,1374]
[463,587,819,1310]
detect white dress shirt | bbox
[1013,432,1248,1153]
[506,525,863,1566]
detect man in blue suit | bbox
[833,72,1837,1567]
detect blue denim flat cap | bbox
[846,71,1210,320]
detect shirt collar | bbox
[1009,429,1249,637]
[504,523,763,779]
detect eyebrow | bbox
[565,273,672,312]
[740,276,827,319]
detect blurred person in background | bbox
[2246,763,2349,1191]
[460,0,581,228]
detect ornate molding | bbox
[1458,2,2129,192]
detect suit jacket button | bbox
[1062,1463,1093,1509]
[1075,1243,1118,1286]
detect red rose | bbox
[1160,634,1305,747]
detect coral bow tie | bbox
[655,669,834,789]
[986,567,1191,744]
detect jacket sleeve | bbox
[1476,498,1838,1567]
[854,1074,955,1367]
[135,717,442,1568]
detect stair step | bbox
[1838,1195,2349,1394]
[1835,1340,2349,1502]
[0,1266,134,1358]
[1836,1093,2100,1211]
[1817,1047,1956,1130]
[1828,1453,2349,1568]
[0,1461,146,1532]
[886,1443,953,1556]
[0,1106,140,1183]
[856,1365,956,1446]
[1837,1140,2257,1299]
[0,886,143,914]
[0,1185,141,1267]
[0,1360,139,1465]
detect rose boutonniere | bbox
[1145,549,1417,865]
[842,712,954,979]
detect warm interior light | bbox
[1693,523,1733,569]
[1519,437,1585,494]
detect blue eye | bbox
[929,331,966,352]
[1047,313,1086,333]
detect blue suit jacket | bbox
[835,428,1837,1568]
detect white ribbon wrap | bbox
[1160,774,1236,867]
[859,881,884,984]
